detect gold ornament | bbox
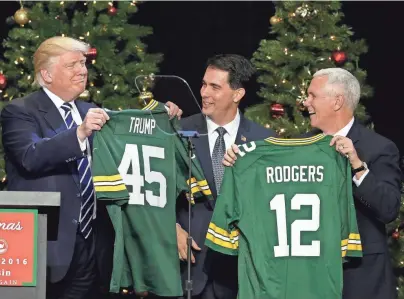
[79,90,90,99]
[138,91,154,107]
[270,16,281,25]
[14,8,29,26]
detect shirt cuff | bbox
[352,169,369,186]
[77,136,87,152]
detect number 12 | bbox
[270,194,320,257]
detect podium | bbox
[0,191,60,299]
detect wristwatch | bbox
[352,162,368,175]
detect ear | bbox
[233,88,245,104]
[40,69,52,84]
[333,94,344,111]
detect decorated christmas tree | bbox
[0,0,162,180]
[245,1,372,137]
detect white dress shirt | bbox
[206,110,241,157]
[43,88,95,218]
[333,117,369,186]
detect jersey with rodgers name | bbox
[92,100,212,296]
[205,134,362,299]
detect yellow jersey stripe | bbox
[148,100,159,110]
[93,174,123,182]
[141,99,158,111]
[95,184,127,192]
[206,232,238,250]
[209,222,239,238]
[265,134,326,146]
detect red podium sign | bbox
[0,209,38,286]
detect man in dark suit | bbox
[176,54,276,299]
[224,68,401,299]
[1,36,182,299]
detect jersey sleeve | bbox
[92,126,129,202]
[205,166,240,256]
[338,156,363,261]
[173,131,213,202]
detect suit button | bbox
[76,193,81,197]
[72,219,78,225]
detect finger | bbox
[329,135,341,146]
[231,144,240,153]
[179,249,187,261]
[228,148,237,161]
[191,252,195,264]
[192,239,201,251]
[222,159,232,167]
[177,109,183,119]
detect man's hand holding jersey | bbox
[223,144,240,166]
[165,101,183,119]
[77,108,110,142]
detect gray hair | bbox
[313,68,360,111]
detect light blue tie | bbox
[61,103,94,239]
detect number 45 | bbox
[118,144,167,208]
[270,194,320,257]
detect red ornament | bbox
[270,103,285,118]
[331,50,347,64]
[0,74,7,89]
[107,6,117,16]
[393,231,400,239]
[86,47,97,59]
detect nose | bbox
[303,96,311,107]
[200,85,208,98]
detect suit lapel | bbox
[37,89,66,135]
[235,114,250,144]
[347,120,362,157]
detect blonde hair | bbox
[33,36,90,87]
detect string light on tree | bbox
[79,90,90,100]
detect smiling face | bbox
[42,51,88,101]
[200,66,242,125]
[304,75,339,132]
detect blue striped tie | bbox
[61,103,94,239]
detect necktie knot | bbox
[61,102,73,113]
[216,127,226,137]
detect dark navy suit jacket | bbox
[305,121,401,299]
[0,89,104,283]
[177,113,276,297]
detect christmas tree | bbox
[0,0,162,179]
[245,1,372,137]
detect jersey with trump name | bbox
[205,134,362,299]
[92,100,212,296]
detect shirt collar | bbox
[206,109,240,136]
[334,117,354,137]
[43,87,76,110]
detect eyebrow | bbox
[203,80,221,89]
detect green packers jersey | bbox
[205,134,362,299]
[92,100,212,296]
